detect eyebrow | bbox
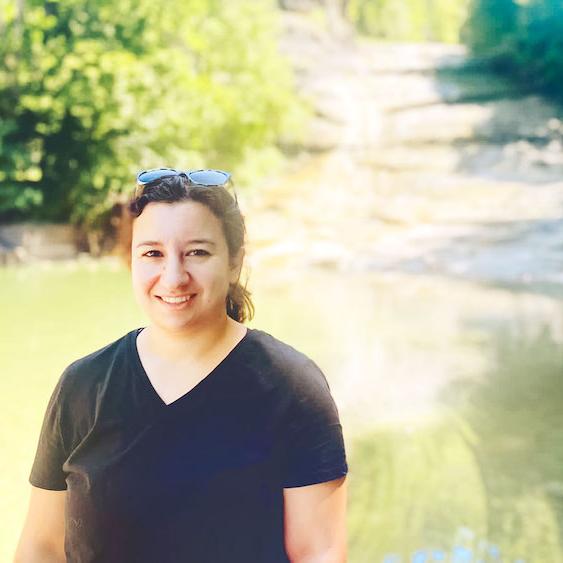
[135,239,217,248]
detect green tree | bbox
[461,0,518,55]
[463,0,563,100]
[346,0,469,43]
[0,0,299,234]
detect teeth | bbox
[160,295,192,304]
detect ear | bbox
[229,248,244,284]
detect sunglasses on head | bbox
[135,168,236,202]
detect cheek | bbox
[198,264,231,294]
[131,262,159,293]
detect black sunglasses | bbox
[135,168,236,202]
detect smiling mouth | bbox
[157,295,194,304]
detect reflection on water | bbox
[348,408,560,561]
[251,268,563,562]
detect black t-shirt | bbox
[29,327,348,563]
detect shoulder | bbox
[243,328,311,366]
[39,330,139,450]
[241,328,331,394]
[55,329,137,401]
[243,331,345,475]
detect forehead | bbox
[132,201,224,243]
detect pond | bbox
[1,260,562,562]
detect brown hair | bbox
[120,175,254,323]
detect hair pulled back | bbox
[126,175,254,323]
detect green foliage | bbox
[0,0,301,229]
[463,0,563,100]
[461,0,518,55]
[346,0,470,43]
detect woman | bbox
[15,168,349,562]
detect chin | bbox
[154,318,196,333]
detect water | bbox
[1,261,562,562]
[252,268,563,561]
[253,37,563,560]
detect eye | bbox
[187,249,210,257]
[143,249,162,258]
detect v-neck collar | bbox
[129,327,253,412]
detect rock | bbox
[0,223,78,261]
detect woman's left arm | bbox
[283,476,348,563]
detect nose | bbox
[160,255,190,289]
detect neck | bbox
[142,316,242,362]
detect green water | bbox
[2,261,562,562]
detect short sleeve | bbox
[281,359,348,488]
[29,375,69,490]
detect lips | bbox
[156,294,195,307]
[159,295,193,304]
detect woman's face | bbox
[131,200,242,334]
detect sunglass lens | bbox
[138,168,179,184]
[188,170,230,186]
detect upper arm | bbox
[14,486,66,561]
[283,476,348,562]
